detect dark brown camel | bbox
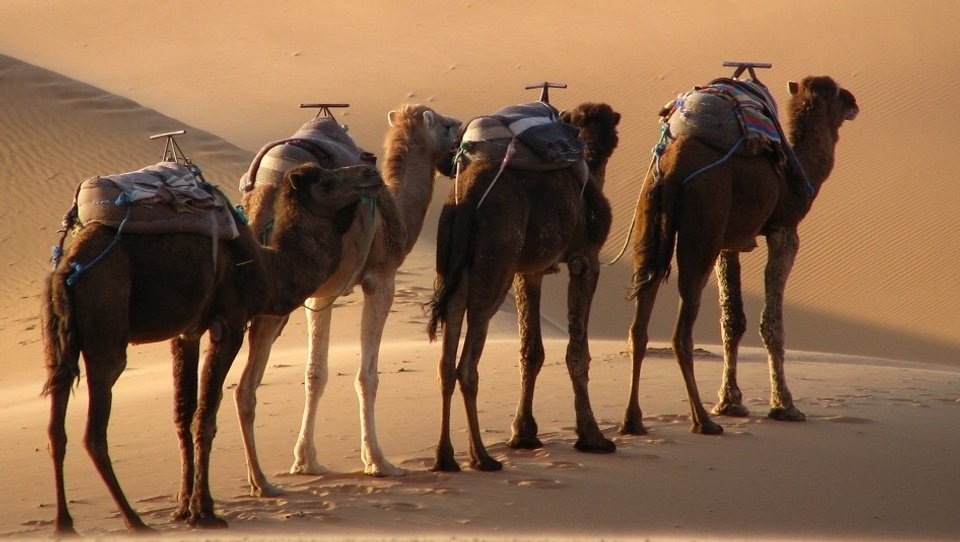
[41,163,382,534]
[427,102,621,471]
[620,76,859,436]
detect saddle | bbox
[457,102,585,171]
[662,77,786,166]
[76,161,239,240]
[240,116,375,192]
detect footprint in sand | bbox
[507,478,564,489]
[814,414,873,424]
[371,501,425,511]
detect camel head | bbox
[281,163,384,234]
[386,104,462,172]
[560,102,621,168]
[787,76,859,132]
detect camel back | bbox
[663,78,785,165]
[76,162,239,240]
[457,102,585,171]
[240,116,375,192]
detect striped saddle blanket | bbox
[664,77,785,160]
[240,116,375,192]
[458,102,584,171]
[76,161,239,240]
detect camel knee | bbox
[304,363,329,393]
[457,366,479,396]
[354,367,379,395]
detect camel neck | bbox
[264,211,339,315]
[383,143,437,255]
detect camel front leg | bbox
[566,256,615,453]
[357,273,404,476]
[171,336,200,519]
[235,313,288,497]
[508,273,545,449]
[290,297,334,475]
[761,228,805,421]
[713,251,750,417]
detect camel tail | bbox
[41,274,81,397]
[426,203,474,342]
[628,176,678,299]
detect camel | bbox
[620,75,859,436]
[427,101,621,472]
[42,162,383,534]
[234,104,461,496]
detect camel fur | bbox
[621,76,859,436]
[234,104,461,496]
[42,163,383,534]
[427,102,620,472]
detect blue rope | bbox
[681,136,745,185]
[65,194,132,286]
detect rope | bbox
[681,135,744,185]
[600,124,669,267]
[65,194,133,286]
[476,138,517,210]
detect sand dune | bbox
[1,1,959,540]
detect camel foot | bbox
[289,459,328,476]
[190,512,228,529]
[127,521,158,535]
[574,435,616,453]
[364,462,406,477]
[506,434,543,450]
[172,505,190,522]
[768,405,806,422]
[692,420,724,435]
[432,453,461,473]
[470,455,503,472]
[713,402,751,417]
[618,419,648,436]
[53,523,79,537]
[250,480,285,498]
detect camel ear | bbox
[387,110,399,126]
[422,109,437,127]
[788,81,799,95]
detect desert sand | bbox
[0,1,958,540]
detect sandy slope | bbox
[1,1,959,540]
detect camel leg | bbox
[82,351,154,532]
[291,298,333,475]
[761,228,806,421]
[620,273,662,435]
[508,273,545,449]
[171,336,200,520]
[459,302,503,471]
[188,321,242,529]
[235,313,288,497]
[566,255,615,453]
[433,283,467,472]
[673,248,724,435]
[713,251,750,417]
[48,374,75,535]
[357,274,404,476]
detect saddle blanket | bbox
[241,116,374,191]
[77,161,239,240]
[459,102,584,171]
[665,77,784,158]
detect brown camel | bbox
[427,102,621,471]
[620,75,859,436]
[235,104,460,495]
[42,162,382,534]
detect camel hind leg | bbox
[508,273,546,449]
[433,280,467,472]
[565,254,615,452]
[47,374,75,535]
[171,336,200,520]
[620,271,662,435]
[81,348,154,532]
[713,250,751,417]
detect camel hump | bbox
[459,102,584,171]
[241,116,376,192]
[75,161,240,240]
[664,78,784,160]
